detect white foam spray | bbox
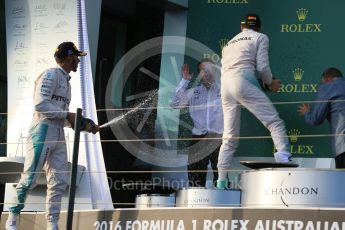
[100,89,158,129]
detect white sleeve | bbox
[170,78,194,108]
[256,34,273,85]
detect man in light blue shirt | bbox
[170,58,223,187]
[298,67,345,168]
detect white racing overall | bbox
[217,28,291,180]
[9,66,71,222]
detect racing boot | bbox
[274,151,292,163]
[47,220,59,230]
[5,212,18,230]
[216,179,229,189]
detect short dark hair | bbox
[55,56,67,64]
[322,67,343,79]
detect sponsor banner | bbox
[240,169,345,207]
[207,0,249,4]
[2,208,345,230]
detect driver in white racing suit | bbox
[216,14,292,189]
[6,42,99,230]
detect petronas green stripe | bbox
[9,124,48,214]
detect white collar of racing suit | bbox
[56,65,71,81]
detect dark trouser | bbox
[188,133,221,187]
[335,152,345,168]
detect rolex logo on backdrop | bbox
[296,8,308,22]
[219,38,230,51]
[203,53,221,63]
[288,129,301,143]
[273,128,314,155]
[207,0,249,4]
[278,68,318,93]
[288,128,314,155]
[292,68,304,81]
[281,8,322,32]
[203,38,230,63]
